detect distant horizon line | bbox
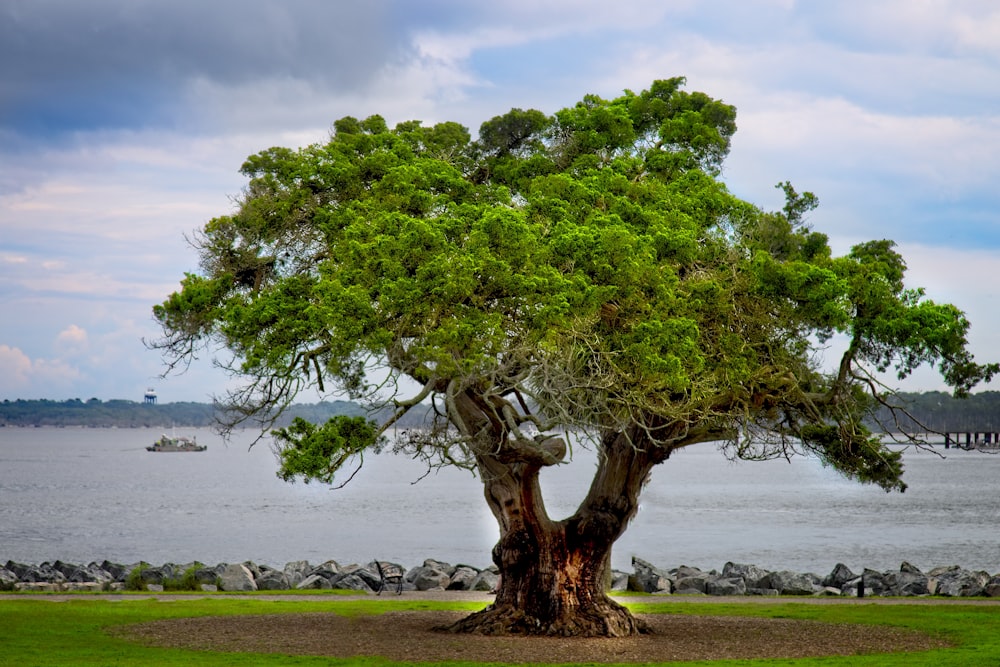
[0,397,362,405]
[5,388,990,404]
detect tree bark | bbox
[442,417,668,637]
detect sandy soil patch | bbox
[116,610,947,663]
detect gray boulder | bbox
[406,565,451,591]
[448,566,479,590]
[86,565,116,585]
[308,562,341,582]
[34,563,68,584]
[722,562,770,589]
[930,567,990,597]
[860,569,888,596]
[985,575,1000,598]
[193,567,222,585]
[309,560,341,579]
[241,561,263,580]
[629,557,671,593]
[283,561,312,588]
[100,561,128,581]
[762,570,819,595]
[705,577,746,596]
[422,559,456,576]
[256,570,290,590]
[839,576,863,597]
[57,560,114,584]
[218,563,258,592]
[352,565,383,591]
[469,569,499,592]
[926,565,959,595]
[672,566,713,594]
[296,574,332,590]
[51,561,80,579]
[883,569,930,596]
[330,573,372,592]
[822,563,856,589]
[4,561,29,579]
[62,563,111,584]
[673,565,707,578]
[139,567,166,586]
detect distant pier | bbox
[942,431,1000,449]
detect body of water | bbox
[2,427,999,575]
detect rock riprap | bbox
[3,556,1000,597]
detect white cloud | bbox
[1,133,242,239]
[0,345,32,386]
[0,253,175,302]
[2,1,999,400]
[597,26,1000,248]
[954,9,1000,56]
[181,52,490,135]
[0,344,80,395]
[893,242,1000,392]
[898,242,1000,311]
[55,324,89,356]
[810,0,1000,59]
[732,95,1000,189]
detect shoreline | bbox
[3,590,999,605]
[4,556,1000,599]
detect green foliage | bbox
[124,563,149,591]
[273,416,382,484]
[162,565,209,592]
[124,563,211,592]
[799,423,906,492]
[151,77,995,499]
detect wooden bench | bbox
[374,560,404,595]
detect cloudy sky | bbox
[2,0,998,403]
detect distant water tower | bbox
[143,388,157,405]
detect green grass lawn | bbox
[1,596,998,666]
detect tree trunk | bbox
[444,523,645,637]
[442,424,667,637]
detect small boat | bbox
[146,434,207,452]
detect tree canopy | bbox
[152,77,995,635]
[154,77,993,491]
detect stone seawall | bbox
[4,556,1000,598]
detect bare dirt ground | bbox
[112,594,949,663]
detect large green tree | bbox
[153,78,995,637]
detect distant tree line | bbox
[3,392,997,433]
[0,398,398,429]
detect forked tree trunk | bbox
[444,515,645,637]
[442,426,667,637]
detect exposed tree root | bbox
[437,602,650,637]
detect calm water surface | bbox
[2,427,999,574]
